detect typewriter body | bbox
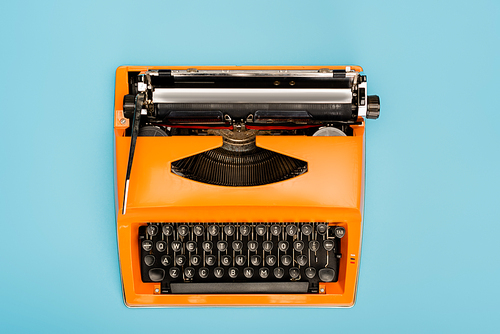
[114,65,380,307]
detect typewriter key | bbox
[148,268,165,282]
[186,241,197,252]
[147,225,159,236]
[259,267,270,279]
[193,225,204,237]
[184,267,195,279]
[274,267,285,279]
[256,225,267,236]
[281,255,292,266]
[199,267,209,278]
[297,255,307,267]
[169,267,180,278]
[286,224,298,236]
[318,268,335,282]
[248,241,258,252]
[244,267,254,278]
[323,239,334,252]
[235,255,246,266]
[178,225,189,237]
[208,225,219,236]
[289,267,300,279]
[293,240,305,252]
[224,225,235,236]
[263,241,273,252]
[171,241,182,252]
[156,241,167,252]
[206,255,216,266]
[144,255,155,266]
[217,241,228,252]
[221,255,232,266]
[240,225,250,236]
[309,240,320,252]
[266,255,277,266]
[232,241,243,251]
[278,240,289,252]
[142,240,153,252]
[161,255,172,266]
[176,255,187,266]
[251,255,261,266]
[162,224,173,236]
[191,255,201,266]
[305,267,316,279]
[202,241,213,252]
[334,227,346,238]
[229,267,239,278]
[301,224,312,236]
[317,224,328,235]
[270,225,281,236]
[214,267,224,278]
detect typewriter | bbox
[114,65,380,307]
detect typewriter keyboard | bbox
[139,223,345,294]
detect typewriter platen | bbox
[114,66,380,307]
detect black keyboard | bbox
[139,223,345,294]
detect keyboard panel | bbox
[139,223,344,294]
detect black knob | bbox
[366,95,380,119]
[123,94,136,119]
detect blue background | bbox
[1,0,499,332]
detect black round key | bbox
[184,267,195,279]
[199,267,209,278]
[251,255,261,266]
[334,227,346,238]
[309,240,320,252]
[278,240,289,252]
[144,255,155,266]
[162,224,173,236]
[148,268,165,282]
[202,241,213,252]
[297,255,307,267]
[274,267,285,279]
[208,225,219,236]
[193,225,204,237]
[214,267,224,278]
[191,255,201,266]
[171,240,182,252]
[235,255,246,266]
[281,255,292,266]
[263,241,273,252]
[224,225,235,236]
[178,225,189,237]
[286,224,298,236]
[270,225,281,236]
[229,267,239,278]
[244,267,254,278]
[259,267,270,278]
[317,223,328,235]
[289,267,300,279]
[305,267,316,279]
[142,240,153,252]
[161,255,172,266]
[323,239,334,251]
[217,241,228,252]
[256,225,266,236]
[176,255,186,266]
[301,224,312,236]
[169,267,180,278]
[266,255,277,266]
[248,241,258,252]
[293,240,305,252]
[156,241,167,252]
[240,225,250,236]
[147,224,159,236]
[186,241,197,252]
[221,255,232,266]
[206,255,216,266]
[318,268,335,282]
[232,241,243,251]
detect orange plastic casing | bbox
[114,66,365,307]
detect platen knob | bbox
[366,95,380,119]
[123,94,136,119]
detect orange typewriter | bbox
[114,65,380,307]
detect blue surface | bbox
[1,0,499,332]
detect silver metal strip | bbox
[152,88,352,104]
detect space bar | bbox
[170,282,309,294]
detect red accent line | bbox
[246,125,322,130]
[158,124,234,130]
